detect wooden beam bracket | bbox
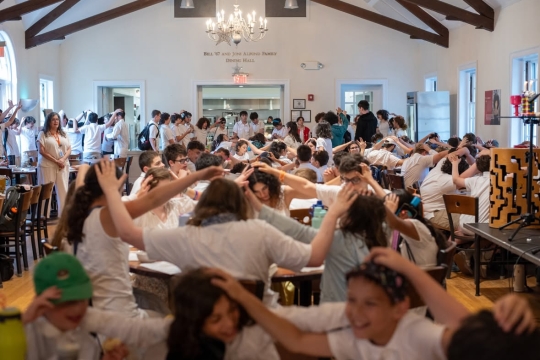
[26,0,81,40]
[0,0,63,24]
[311,0,448,48]
[395,0,448,38]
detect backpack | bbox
[138,123,159,151]
[0,185,31,231]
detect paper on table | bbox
[128,252,138,261]
[300,265,325,273]
[139,261,181,275]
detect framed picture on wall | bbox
[291,110,301,122]
[301,110,311,123]
[293,99,306,109]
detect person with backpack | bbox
[138,110,161,151]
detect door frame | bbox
[93,80,146,124]
[335,79,388,111]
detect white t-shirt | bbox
[76,208,143,318]
[400,152,435,188]
[142,219,312,305]
[134,197,196,229]
[67,129,83,154]
[420,160,458,219]
[366,149,401,170]
[316,137,334,166]
[20,126,37,152]
[315,184,386,207]
[250,121,264,134]
[297,162,323,183]
[127,172,145,199]
[101,127,114,153]
[79,123,106,154]
[272,127,288,139]
[148,121,160,149]
[327,311,446,360]
[212,126,228,139]
[284,135,300,149]
[6,128,20,156]
[460,172,490,233]
[233,121,252,139]
[106,119,129,158]
[160,124,175,150]
[399,219,438,267]
[192,127,208,145]
[233,152,250,161]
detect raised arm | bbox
[0,101,15,122]
[383,193,420,241]
[4,101,22,128]
[210,269,333,357]
[253,161,318,199]
[449,154,467,189]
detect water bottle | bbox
[5,207,17,222]
[309,200,324,217]
[312,209,326,229]
[0,307,27,360]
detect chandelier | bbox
[205,4,268,46]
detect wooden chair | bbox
[443,194,478,243]
[290,208,312,226]
[40,239,58,256]
[239,279,265,300]
[438,241,457,280]
[408,266,448,309]
[114,157,127,172]
[36,182,55,257]
[387,173,405,190]
[25,185,42,261]
[0,190,33,276]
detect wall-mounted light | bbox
[285,0,299,9]
[301,62,324,70]
[180,0,194,9]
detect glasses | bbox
[340,175,362,185]
[174,158,189,164]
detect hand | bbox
[95,159,127,194]
[8,100,13,108]
[252,161,274,174]
[422,143,432,153]
[358,163,375,183]
[429,138,438,144]
[493,294,537,334]
[357,138,366,150]
[16,100,22,110]
[327,183,359,217]
[234,167,254,188]
[137,175,153,199]
[448,154,460,165]
[244,184,263,212]
[208,268,248,302]
[102,342,130,360]
[384,193,399,214]
[476,136,483,145]
[364,247,414,275]
[197,166,225,181]
[336,107,342,114]
[56,159,65,169]
[22,287,61,324]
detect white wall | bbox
[57,0,421,124]
[416,0,539,147]
[0,0,61,118]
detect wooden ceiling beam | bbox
[395,0,448,38]
[0,0,63,24]
[311,0,448,48]
[26,0,166,49]
[402,0,493,31]
[463,0,494,19]
[26,0,81,39]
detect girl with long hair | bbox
[66,161,222,318]
[376,109,390,137]
[96,160,353,306]
[37,111,71,216]
[296,116,310,143]
[283,121,302,149]
[193,117,211,146]
[392,115,408,138]
[247,185,387,302]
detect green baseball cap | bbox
[34,252,93,304]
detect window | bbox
[511,53,539,144]
[343,91,373,116]
[458,68,476,135]
[39,79,54,125]
[0,31,17,113]
[425,76,437,92]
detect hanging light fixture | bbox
[205,3,268,46]
[180,0,194,9]
[284,0,299,9]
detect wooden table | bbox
[463,223,540,296]
[128,260,323,306]
[12,167,37,184]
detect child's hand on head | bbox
[137,175,153,199]
[329,183,359,217]
[22,287,61,324]
[95,159,127,194]
[208,268,247,302]
[365,247,413,275]
[493,294,537,335]
[358,163,374,182]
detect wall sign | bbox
[203,51,277,63]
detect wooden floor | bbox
[2,224,540,322]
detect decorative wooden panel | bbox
[490,148,540,228]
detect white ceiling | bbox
[10,0,526,41]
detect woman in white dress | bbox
[376,109,391,137]
[192,117,211,146]
[283,121,302,149]
[37,112,71,216]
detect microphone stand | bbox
[499,93,540,240]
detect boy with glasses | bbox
[164,143,189,178]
